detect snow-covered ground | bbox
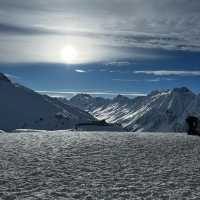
[0,131,200,199]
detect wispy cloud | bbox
[0,22,60,36]
[112,77,176,82]
[134,70,200,76]
[38,90,146,97]
[112,78,157,82]
[74,69,87,73]
[1,0,200,63]
[1,22,199,52]
[105,61,131,66]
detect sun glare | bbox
[61,45,79,64]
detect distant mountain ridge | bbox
[0,73,95,131]
[69,87,200,132]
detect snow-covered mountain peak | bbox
[113,94,130,103]
[148,89,171,97]
[71,93,92,101]
[0,72,11,83]
[148,90,161,96]
[172,87,192,94]
[69,93,110,112]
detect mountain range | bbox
[1,71,199,132]
[68,88,200,132]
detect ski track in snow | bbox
[0,131,200,199]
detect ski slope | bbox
[0,131,200,199]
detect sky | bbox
[0,0,200,98]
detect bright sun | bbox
[61,45,79,64]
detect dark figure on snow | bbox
[186,116,199,135]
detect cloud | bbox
[0,23,185,50]
[37,90,146,97]
[112,78,160,82]
[1,0,200,63]
[105,61,131,66]
[1,22,199,55]
[1,21,198,52]
[74,69,87,73]
[112,77,176,82]
[0,22,60,35]
[133,70,200,76]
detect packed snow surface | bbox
[1,131,200,199]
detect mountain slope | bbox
[70,88,200,132]
[0,73,94,131]
[69,94,110,111]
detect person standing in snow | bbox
[186,116,199,135]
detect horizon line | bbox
[37,90,147,98]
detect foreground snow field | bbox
[0,131,200,199]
